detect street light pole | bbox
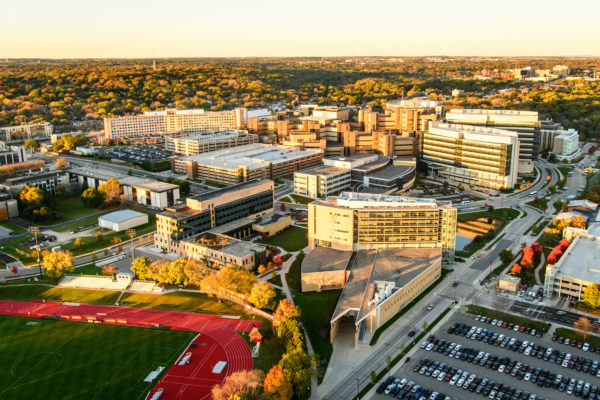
[126,228,136,260]
[355,378,359,400]
[29,226,41,277]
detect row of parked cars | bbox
[474,315,544,338]
[450,322,600,377]
[552,334,600,354]
[377,375,452,400]
[414,358,548,400]
[423,333,600,398]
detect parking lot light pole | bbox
[355,378,359,400]
[126,229,136,260]
[29,226,41,277]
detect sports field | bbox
[0,315,195,400]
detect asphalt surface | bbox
[510,301,600,329]
[372,312,599,400]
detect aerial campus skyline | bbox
[3,0,600,59]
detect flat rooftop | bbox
[351,156,391,173]
[447,108,539,117]
[99,209,147,224]
[161,205,205,220]
[168,130,251,142]
[430,122,519,139]
[313,191,449,210]
[295,165,348,177]
[179,143,321,170]
[301,247,353,274]
[253,212,289,227]
[553,235,600,283]
[331,247,442,325]
[189,179,270,203]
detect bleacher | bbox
[58,275,132,290]
[129,281,157,293]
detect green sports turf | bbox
[0,315,195,400]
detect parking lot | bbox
[108,146,172,163]
[373,312,600,400]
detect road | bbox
[510,300,600,329]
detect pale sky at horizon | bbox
[2,0,599,58]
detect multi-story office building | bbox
[165,130,258,156]
[553,129,580,161]
[540,119,563,150]
[0,144,25,165]
[0,122,53,141]
[69,167,180,210]
[308,192,457,263]
[104,108,247,140]
[445,108,540,174]
[154,180,274,256]
[183,232,267,271]
[422,122,519,191]
[359,100,442,133]
[2,170,69,196]
[341,130,417,157]
[172,144,323,185]
[544,235,600,300]
[294,165,351,199]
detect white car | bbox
[513,325,520,331]
[562,359,569,368]
[449,376,459,386]
[498,365,506,373]
[426,343,434,351]
[524,373,532,381]
[583,343,590,351]
[420,341,428,349]
[398,378,407,389]
[492,319,498,326]
[437,372,446,381]
[429,392,439,400]
[509,338,517,345]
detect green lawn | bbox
[0,284,121,304]
[286,252,341,381]
[455,208,520,258]
[53,218,98,232]
[278,196,292,203]
[0,314,194,400]
[264,226,308,252]
[74,263,104,275]
[290,194,315,205]
[464,305,550,332]
[120,291,248,315]
[268,274,283,287]
[0,222,27,234]
[238,320,285,373]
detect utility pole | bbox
[29,226,41,277]
[126,228,136,260]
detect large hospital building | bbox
[104,108,248,140]
[308,192,457,263]
[422,122,519,191]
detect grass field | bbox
[264,226,308,252]
[0,222,27,234]
[290,194,315,205]
[0,283,121,305]
[53,218,98,232]
[0,314,194,400]
[120,291,247,315]
[286,251,341,381]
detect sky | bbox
[2,0,599,58]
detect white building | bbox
[104,108,247,140]
[98,210,149,231]
[294,165,351,199]
[544,235,600,300]
[423,122,519,191]
[0,122,53,141]
[69,167,180,210]
[552,129,580,161]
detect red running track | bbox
[0,300,259,400]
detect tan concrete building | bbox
[155,180,274,256]
[294,165,351,199]
[308,192,457,263]
[301,247,442,346]
[172,144,323,185]
[499,275,522,293]
[342,130,417,157]
[165,130,258,156]
[359,100,442,134]
[183,232,267,271]
[422,122,520,191]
